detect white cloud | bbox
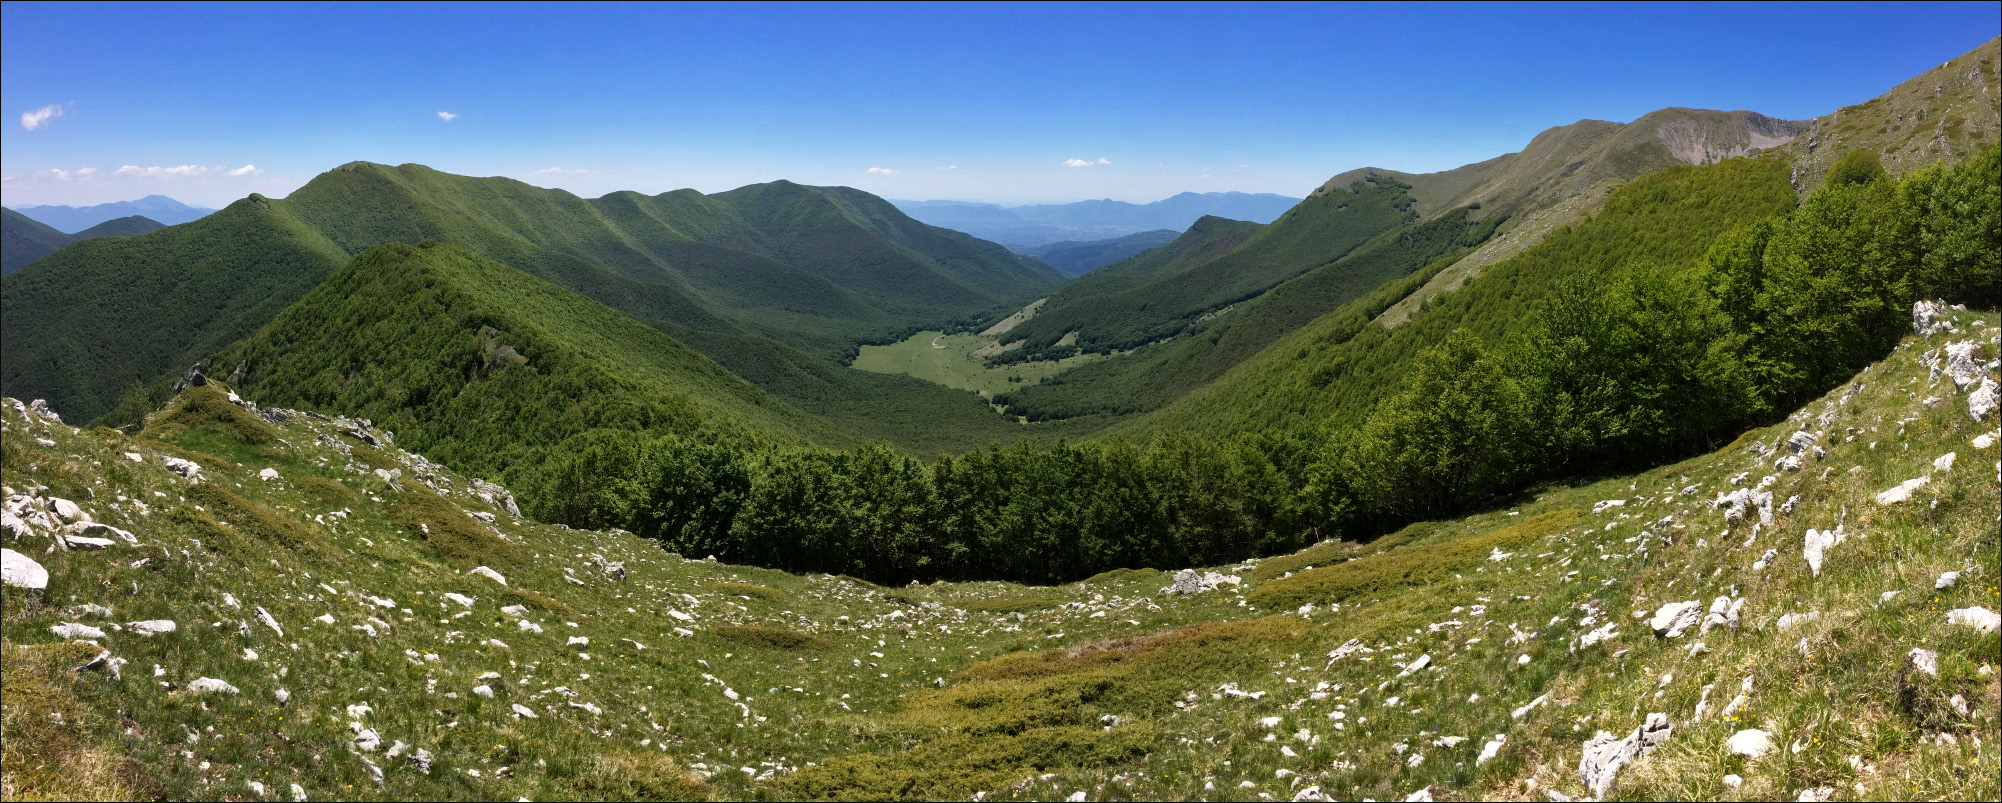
[20,104,64,130]
[866,167,896,175]
[438,111,458,121]
[1063,157,1110,168]
[75,167,97,177]
[532,167,587,175]
[937,165,958,171]
[227,164,262,176]
[116,164,214,178]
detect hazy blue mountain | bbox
[893,191,1299,247]
[9,194,215,232]
[1017,229,1180,276]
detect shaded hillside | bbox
[993,208,1503,420]
[995,175,1424,361]
[219,242,836,480]
[1,209,164,275]
[1017,229,1179,276]
[1,163,1064,448]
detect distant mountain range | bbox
[892,191,1300,247]
[1,207,165,275]
[1016,229,1179,276]
[8,194,214,232]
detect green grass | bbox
[852,330,1108,397]
[2,306,1996,802]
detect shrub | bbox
[1250,509,1582,608]
[712,625,832,652]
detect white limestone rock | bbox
[1726,728,1773,759]
[1970,377,1999,421]
[50,622,107,640]
[1946,606,2000,634]
[186,677,240,694]
[1907,648,1940,677]
[127,619,177,635]
[468,566,507,586]
[1649,601,1702,639]
[1,548,49,590]
[1579,713,1672,797]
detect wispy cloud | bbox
[437,111,458,121]
[116,164,214,178]
[937,165,959,171]
[20,104,65,131]
[532,167,587,175]
[227,164,262,176]
[1062,157,1110,168]
[866,167,897,175]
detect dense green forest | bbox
[501,144,1997,583]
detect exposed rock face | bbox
[1943,341,1983,391]
[1875,477,1929,505]
[1914,301,1953,337]
[1579,712,1672,797]
[27,399,62,423]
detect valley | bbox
[2,11,1997,801]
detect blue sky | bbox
[3,2,1996,208]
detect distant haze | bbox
[894,191,1299,248]
[9,195,214,233]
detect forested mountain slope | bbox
[0,163,1062,446]
[1,208,165,275]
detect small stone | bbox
[1649,601,1702,638]
[1946,606,2000,634]
[1875,477,1929,505]
[186,677,240,694]
[127,619,177,635]
[259,468,280,481]
[511,703,537,719]
[1727,729,1773,758]
[469,566,507,586]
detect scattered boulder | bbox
[127,619,177,635]
[468,566,507,586]
[1804,529,1838,576]
[1579,712,1672,797]
[1476,734,1506,765]
[510,703,538,719]
[160,456,203,480]
[1,548,49,590]
[1944,341,1984,391]
[1913,300,1952,336]
[1970,377,1999,421]
[1648,601,1702,638]
[1163,569,1211,596]
[27,398,63,423]
[50,622,107,640]
[259,468,280,481]
[186,677,240,694]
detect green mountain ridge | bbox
[0,164,1063,445]
[1,208,167,275]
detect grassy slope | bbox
[3,308,1993,803]
[1113,156,1799,442]
[1774,37,2000,195]
[997,176,1422,357]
